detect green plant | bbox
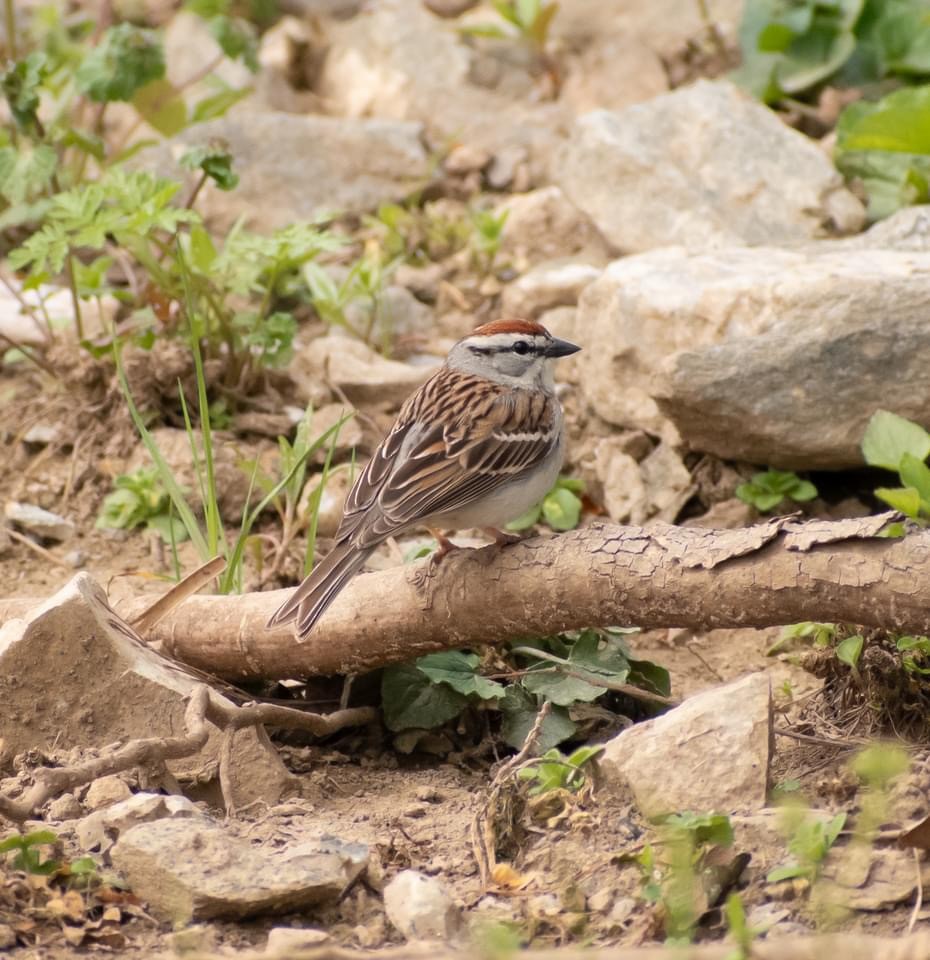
[735,469,817,512]
[895,634,930,673]
[469,208,509,272]
[861,409,930,522]
[96,466,188,543]
[638,812,736,944]
[0,829,60,875]
[516,744,602,795]
[723,892,761,960]
[767,805,846,883]
[769,620,839,654]
[507,476,585,532]
[733,0,930,105]
[381,628,669,752]
[460,0,560,64]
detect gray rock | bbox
[22,424,59,445]
[384,870,461,941]
[600,673,773,818]
[111,820,368,923]
[576,244,930,467]
[76,792,203,857]
[134,113,430,233]
[556,80,864,254]
[4,502,74,542]
[266,927,330,952]
[46,793,83,821]
[501,261,601,318]
[0,574,294,808]
[290,335,435,408]
[83,775,132,811]
[498,187,609,267]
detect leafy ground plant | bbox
[96,466,188,544]
[861,408,930,521]
[766,805,846,884]
[517,744,602,796]
[381,628,670,752]
[638,812,738,944]
[735,469,817,512]
[733,0,930,105]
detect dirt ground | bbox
[2,358,928,958]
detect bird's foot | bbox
[483,527,523,548]
[427,528,458,565]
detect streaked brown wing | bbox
[334,369,558,548]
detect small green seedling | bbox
[517,744,603,796]
[0,829,60,875]
[469,208,508,272]
[767,807,846,884]
[735,469,817,512]
[507,475,584,532]
[460,0,560,63]
[96,467,188,543]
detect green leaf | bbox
[541,486,582,531]
[1,53,46,130]
[506,502,541,531]
[381,663,468,732]
[628,657,672,697]
[522,668,604,705]
[875,485,922,518]
[499,685,576,751]
[180,142,239,191]
[416,651,506,700]
[899,452,930,504]
[131,77,187,137]
[766,862,810,883]
[190,84,252,124]
[208,15,259,71]
[861,410,930,471]
[836,634,864,669]
[76,24,166,103]
[661,811,734,847]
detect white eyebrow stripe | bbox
[462,333,549,351]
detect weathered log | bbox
[1,515,924,682]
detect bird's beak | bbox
[545,337,581,358]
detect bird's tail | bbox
[266,541,372,642]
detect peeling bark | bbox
[0,515,923,682]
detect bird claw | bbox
[483,527,523,547]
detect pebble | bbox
[84,776,132,811]
[383,870,461,941]
[47,793,83,821]
[4,501,75,542]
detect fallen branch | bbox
[1,515,924,682]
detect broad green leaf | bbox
[381,663,467,731]
[899,452,930,503]
[767,863,809,883]
[861,410,930,471]
[506,502,541,531]
[522,668,604,705]
[76,24,166,102]
[628,657,672,697]
[500,685,576,751]
[875,485,922,517]
[416,651,506,700]
[1,52,46,130]
[132,77,187,137]
[541,486,582,531]
[836,634,864,669]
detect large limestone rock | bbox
[556,80,864,254]
[134,113,430,232]
[600,673,773,818]
[577,244,930,467]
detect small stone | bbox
[0,923,15,948]
[111,820,368,923]
[266,927,330,951]
[609,897,636,923]
[168,925,218,954]
[486,145,529,191]
[444,144,490,175]
[84,776,132,811]
[587,888,613,913]
[501,261,601,319]
[4,502,74,542]
[23,424,59,445]
[424,0,478,16]
[47,793,83,821]
[75,792,202,857]
[383,870,461,941]
[63,550,86,569]
[600,673,773,818]
[415,786,444,803]
[403,804,428,819]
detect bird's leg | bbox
[427,528,458,564]
[483,527,523,547]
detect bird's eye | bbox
[512,340,530,355]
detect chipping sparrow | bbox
[269,317,580,641]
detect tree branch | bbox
[0,515,922,682]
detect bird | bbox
[268,317,581,641]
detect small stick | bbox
[908,847,923,936]
[131,556,227,635]
[4,527,72,569]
